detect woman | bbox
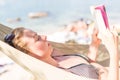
[4,27,119,80]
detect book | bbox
[90,5,110,32]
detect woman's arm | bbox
[52,27,100,60]
[98,27,119,80]
[87,28,101,62]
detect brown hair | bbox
[12,27,30,54]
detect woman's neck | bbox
[30,52,59,67]
[41,56,59,67]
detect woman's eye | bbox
[36,35,41,41]
[34,33,41,41]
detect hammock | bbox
[0,24,109,80]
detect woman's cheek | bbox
[35,42,47,51]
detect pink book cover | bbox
[95,5,110,29]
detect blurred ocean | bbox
[0,0,120,34]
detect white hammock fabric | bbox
[0,24,97,80]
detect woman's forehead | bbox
[23,29,36,36]
[21,29,35,44]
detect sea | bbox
[0,0,120,34]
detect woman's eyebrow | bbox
[25,31,35,37]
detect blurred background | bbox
[0,0,120,34]
[0,0,120,80]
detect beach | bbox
[0,0,120,33]
[0,0,120,80]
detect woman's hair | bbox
[4,27,30,54]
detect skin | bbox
[19,29,58,66]
[98,28,119,80]
[14,27,119,80]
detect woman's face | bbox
[20,29,53,58]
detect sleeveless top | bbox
[53,54,99,79]
[67,63,98,79]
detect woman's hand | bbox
[98,26,119,80]
[98,27,118,54]
[91,27,101,47]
